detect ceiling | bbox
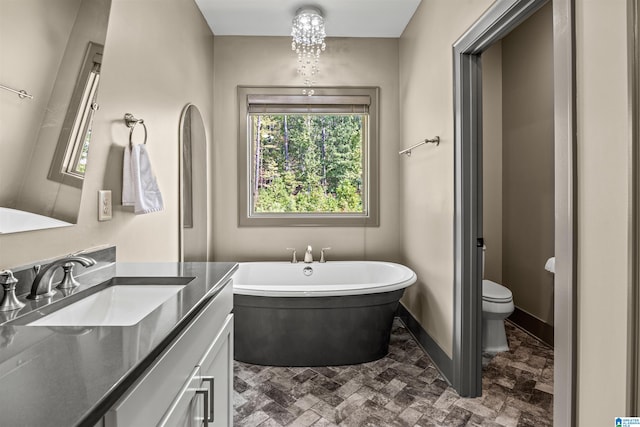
[194,0,422,38]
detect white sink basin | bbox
[28,285,185,326]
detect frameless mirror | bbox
[179,104,209,261]
[0,0,111,234]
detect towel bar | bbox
[0,83,33,100]
[399,136,440,156]
[124,113,147,148]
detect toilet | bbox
[482,247,514,354]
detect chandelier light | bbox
[291,6,326,95]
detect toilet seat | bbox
[482,280,513,303]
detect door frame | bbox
[452,0,576,425]
[627,0,640,415]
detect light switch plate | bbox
[98,190,112,221]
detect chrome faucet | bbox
[304,245,313,263]
[286,248,298,263]
[320,247,331,263]
[27,255,96,300]
[0,270,25,312]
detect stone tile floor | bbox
[233,320,553,427]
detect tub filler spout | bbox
[304,245,313,263]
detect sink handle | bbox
[0,270,25,312]
[57,263,81,290]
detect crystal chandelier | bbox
[291,6,326,95]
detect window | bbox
[48,42,102,188]
[238,87,379,226]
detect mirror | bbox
[179,104,209,261]
[0,0,112,234]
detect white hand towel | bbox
[122,147,135,206]
[544,257,555,274]
[124,144,164,214]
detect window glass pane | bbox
[250,114,365,214]
[73,129,91,174]
[67,69,99,177]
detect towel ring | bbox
[124,113,147,148]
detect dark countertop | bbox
[0,261,237,427]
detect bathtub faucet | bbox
[286,248,298,263]
[304,245,313,263]
[320,247,331,263]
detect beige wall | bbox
[211,36,401,262]
[501,4,555,325]
[399,0,495,357]
[576,0,630,423]
[0,0,214,268]
[482,41,503,284]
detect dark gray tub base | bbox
[234,290,404,367]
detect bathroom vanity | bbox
[104,270,233,427]
[0,261,237,427]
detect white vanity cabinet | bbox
[158,316,233,427]
[196,315,234,427]
[104,280,233,427]
[156,366,203,427]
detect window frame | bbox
[48,42,103,188]
[237,86,379,227]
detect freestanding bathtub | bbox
[232,261,417,366]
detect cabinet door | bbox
[157,366,208,427]
[198,314,233,427]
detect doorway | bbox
[451,0,576,426]
[481,4,555,348]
